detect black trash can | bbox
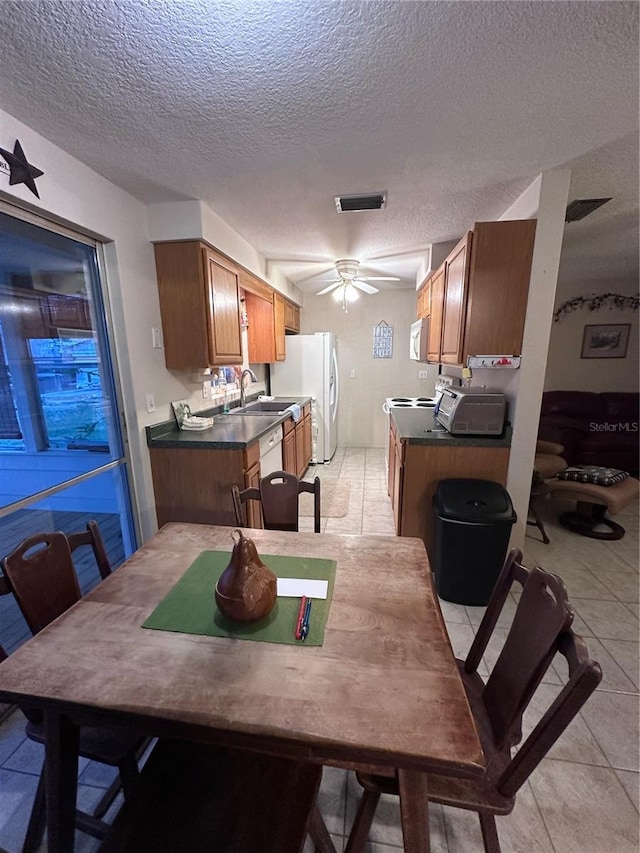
[432,479,516,606]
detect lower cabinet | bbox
[302,412,312,470]
[244,459,262,528]
[282,406,312,478]
[283,423,297,475]
[149,441,261,528]
[388,424,510,557]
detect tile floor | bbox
[0,447,637,852]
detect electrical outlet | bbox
[145,393,156,413]
[418,369,429,379]
[350,369,356,378]
[202,382,210,399]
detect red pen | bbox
[295,596,307,640]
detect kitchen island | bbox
[388,408,512,555]
[146,396,311,529]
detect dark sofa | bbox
[538,391,639,476]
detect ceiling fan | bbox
[315,259,400,310]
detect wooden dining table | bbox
[0,522,485,852]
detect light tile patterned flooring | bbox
[0,447,637,851]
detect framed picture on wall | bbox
[581,324,631,359]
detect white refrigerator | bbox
[270,332,338,464]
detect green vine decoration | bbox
[553,292,639,322]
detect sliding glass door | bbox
[0,208,137,652]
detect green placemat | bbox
[142,550,336,646]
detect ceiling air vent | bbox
[565,197,612,222]
[334,192,387,213]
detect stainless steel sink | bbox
[226,401,297,416]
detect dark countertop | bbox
[391,408,512,448]
[146,396,312,450]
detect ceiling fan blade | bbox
[353,280,379,294]
[316,280,342,296]
[358,276,401,281]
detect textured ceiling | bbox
[1,0,638,293]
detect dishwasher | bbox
[259,424,284,476]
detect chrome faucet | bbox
[240,368,258,408]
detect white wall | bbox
[0,112,258,539]
[494,171,571,548]
[300,290,438,447]
[545,281,639,392]
[0,110,177,538]
[147,200,303,304]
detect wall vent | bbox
[334,192,387,213]
[565,197,612,222]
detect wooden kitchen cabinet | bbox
[416,277,430,320]
[245,291,277,363]
[284,300,300,333]
[244,458,262,528]
[461,219,537,360]
[387,420,510,556]
[149,440,261,528]
[295,419,305,477]
[154,241,242,369]
[432,220,536,366]
[440,233,472,365]
[388,420,403,534]
[282,405,312,477]
[274,293,286,360]
[302,410,312,470]
[427,264,446,362]
[282,422,297,474]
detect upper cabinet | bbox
[440,233,472,365]
[416,220,536,366]
[154,241,242,368]
[462,220,536,360]
[416,279,429,320]
[284,300,300,333]
[427,264,446,362]
[244,283,300,363]
[245,290,282,364]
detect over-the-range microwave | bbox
[409,318,429,362]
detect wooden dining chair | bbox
[232,470,322,533]
[99,739,322,853]
[312,549,602,853]
[1,530,145,852]
[68,519,113,580]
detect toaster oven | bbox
[436,387,506,435]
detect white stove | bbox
[384,396,437,411]
[383,397,437,475]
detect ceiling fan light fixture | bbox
[333,283,360,303]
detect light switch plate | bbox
[418,369,429,379]
[151,327,163,349]
[145,393,156,413]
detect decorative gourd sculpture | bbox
[215,529,277,622]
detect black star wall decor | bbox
[0,139,44,198]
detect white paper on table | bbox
[277,578,328,599]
